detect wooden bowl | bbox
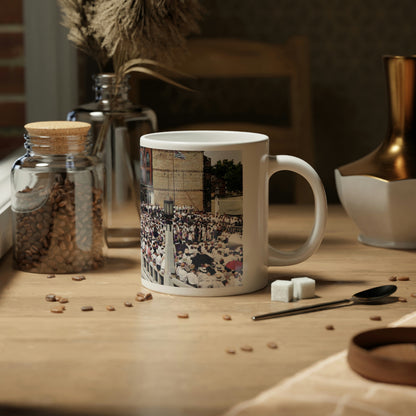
[347,327,416,386]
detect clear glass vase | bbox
[68,73,157,248]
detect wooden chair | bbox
[169,36,315,203]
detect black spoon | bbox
[252,284,397,321]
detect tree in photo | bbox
[211,159,242,196]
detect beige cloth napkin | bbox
[224,312,416,416]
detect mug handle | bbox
[268,155,327,266]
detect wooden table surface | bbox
[0,205,415,416]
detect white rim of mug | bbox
[140,130,269,150]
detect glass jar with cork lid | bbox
[11,121,104,273]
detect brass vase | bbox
[335,55,416,248]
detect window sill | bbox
[0,149,21,259]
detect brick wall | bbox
[0,0,25,158]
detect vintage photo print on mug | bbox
[140,147,243,289]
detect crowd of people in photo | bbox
[141,203,243,288]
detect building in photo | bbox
[141,148,212,212]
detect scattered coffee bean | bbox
[398,297,407,302]
[72,275,86,281]
[411,293,416,298]
[136,292,153,302]
[398,276,410,281]
[222,314,232,321]
[59,298,68,304]
[81,305,93,311]
[54,295,61,301]
[177,313,189,319]
[325,325,335,331]
[124,302,133,307]
[50,305,65,313]
[226,348,236,354]
[240,345,253,352]
[389,276,397,281]
[136,292,152,302]
[370,315,382,321]
[267,342,278,349]
[45,293,57,302]
[106,305,116,311]
[46,274,56,279]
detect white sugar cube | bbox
[292,277,315,299]
[271,280,293,302]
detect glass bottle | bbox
[11,121,104,273]
[68,73,157,248]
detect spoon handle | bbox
[252,298,352,321]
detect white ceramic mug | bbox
[139,131,327,296]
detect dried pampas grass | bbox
[58,0,203,80]
[58,0,109,71]
[92,0,203,71]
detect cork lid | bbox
[24,121,91,137]
[24,121,92,155]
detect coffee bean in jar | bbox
[11,121,104,273]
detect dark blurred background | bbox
[144,0,416,203]
[2,0,416,202]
